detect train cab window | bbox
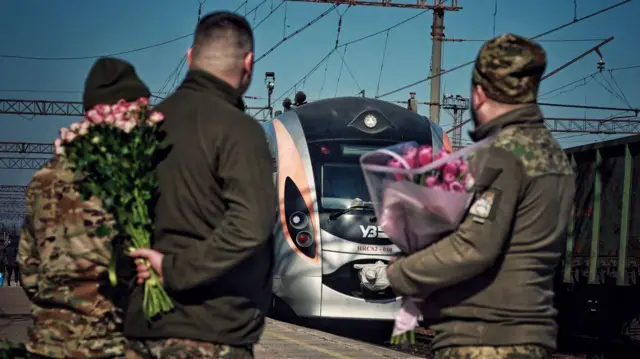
[321,163,371,210]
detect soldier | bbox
[386,33,575,359]
[18,57,150,358]
[125,11,275,359]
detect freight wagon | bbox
[556,134,640,356]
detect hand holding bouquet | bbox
[54,97,173,320]
[360,138,491,344]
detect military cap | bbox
[472,33,547,104]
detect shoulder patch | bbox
[492,126,573,177]
[469,189,500,220]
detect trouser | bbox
[126,338,254,359]
[6,265,18,285]
[27,353,124,359]
[433,345,552,359]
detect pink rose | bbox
[104,115,115,125]
[402,147,418,168]
[127,103,141,113]
[95,104,111,115]
[435,151,448,162]
[69,122,81,133]
[60,127,76,143]
[137,97,149,106]
[450,181,465,192]
[443,172,456,184]
[114,112,125,123]
[53,138,64,156]
[86,109,103,124]
[417,145,433,167]
[388,159,406,181]
[442,161,458,176]
[147,111,164,124]
[78,121,90,135]
[425,175,438,188]
[112,103,128,114]
[122,120,136,134]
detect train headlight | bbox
[289,211,309,229]
[295,231,313,248]
[363,114,377,128]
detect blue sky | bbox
[0,0,638,193]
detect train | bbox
[259,94,640,355]
[555,134,640,356]
[260,96,452,322]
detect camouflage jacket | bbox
[388,104,575,350]
[18,158,126,358]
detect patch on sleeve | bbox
[469,189,501,220]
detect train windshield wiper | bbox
[329,199,374,221]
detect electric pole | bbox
[441,94,469,150]
[287,0,462,124]
[429,8,445,124]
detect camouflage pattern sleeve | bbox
[20,159,127,358]
[387,147,524,297]
[18,181,42,298]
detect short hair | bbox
[191,11,254,74]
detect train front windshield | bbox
[321,163,371,210]
[311,142,390,211]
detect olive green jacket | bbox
[388,104,575,351]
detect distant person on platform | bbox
[17,57,150,358]
[0,236,7,282]
[386,33,575,359]
[5,239,18,286]
[124,11,275,359]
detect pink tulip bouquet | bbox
[54,97,173,320]
[360,137,492,345]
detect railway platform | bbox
[0,287,419,358]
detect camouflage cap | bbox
[472,33,547,104]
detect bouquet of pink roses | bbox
[54,97,173,320]
[360,138,491,344]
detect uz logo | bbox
[360,225,387,238]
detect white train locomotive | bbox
[260,96,451,321]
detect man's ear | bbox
[186,48,193,67]
[472,84,487,109]
[244,52,254,74]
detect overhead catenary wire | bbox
[375,0,632,99]
[445,38,611,43]
[608,70,632,107]
[254,0,286,29]
[255,4,337,63]
[274,8,431,102]
[375,31,390,97]
[0,1,250,62]
[334,46,347,97]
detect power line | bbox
[445,38,611,43]
[273,49,335,103]
[255,3,337,63]
[539,64,640,99]
[272,8,430,103]
[254,0,286,29]
[0,33,194,61]
[0,1,248,62]
[374,0,632,99]
[338,10,428,48]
